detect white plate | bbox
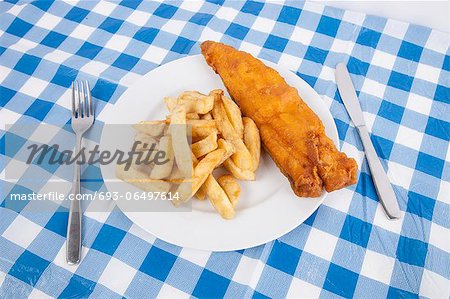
[99,54,338,251]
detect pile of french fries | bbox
[116,89,261,219]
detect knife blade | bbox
[335,63,401,220]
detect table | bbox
[0,0,449,298]
[324,1,450,34]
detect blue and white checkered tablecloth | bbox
[0,0,449,298]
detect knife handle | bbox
[357,125,401,219]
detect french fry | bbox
[194,152,207,200]
[130,151,154,175]
[178,91,208,101]
[162,118,216,140]
[221,95,244,139]
[211,90,253,171]
[192,152,199,166]
[195,184,207,200]
[168,168,183,180]
[166,92,214,114]
[196,185,207,200]
[223,158,255,180]
[187,119,216,128]
[164,147,197,185]
[134,132,158,152]
[229,137,253,170]
[192,148,225,193]
[192,154,206,200]
[218,174,240,207]
[194,149,208,200]
[164,91,214,114]
[139,119,216,134]
[195,138,236,200]
[201,112,213,120]
[193,127,217,141]
[173,181,194,205]
[173,148,225,206]
[170,113,200,120]
[163,125,170,136]
[191,120,217,140]
[116,163,171,192]
[192,132,218,158]
[169,106,192,177]
[243,117,261,172]
[217,139,235,166]
[210,90,240,140]
[150,135,174,179]
[187,113,200,119]
[204,175,235,219]
[164,97,178,111]
[176,91,214,114]
[165,166,194,184]
[133,121,165,136]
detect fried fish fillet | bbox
[201,41,357,197]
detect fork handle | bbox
[66,134,82,264]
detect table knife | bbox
[335,63,401,220]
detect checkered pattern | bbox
[1,0,449,298]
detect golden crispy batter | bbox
[201,41,357,197]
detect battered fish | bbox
[201,41,357,197]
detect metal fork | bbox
[66,80,94,265]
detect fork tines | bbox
[72,80,93,118]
